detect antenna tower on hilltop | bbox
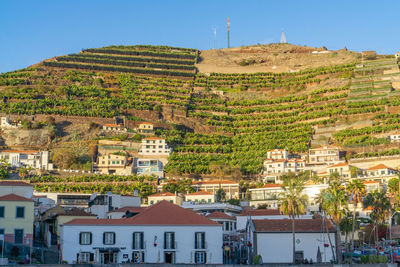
[280,29,287,44]
[213,27,217,49]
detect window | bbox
[132,251,145,263]
[16,207,25,218]
[194,251,207,263]
[0,206,4,218]
[159,145,163,149]
[195,232,205,249]
[79,232,92,245]
[225,222,230,231]
[164,232,175,249]
[132,232,144,249]
[103,232,115,245]
[14,229,23,244]
[78,252,94,263]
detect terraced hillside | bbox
[1,44,400,178]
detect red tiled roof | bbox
[139,122,153,125]
[0,180,33,187]
[108,206,146,214]
[237,209,281,217]
[148,192,175,197]
[263,184,282,188]
[310,146,339,151]
[0,194,33,202]
[206,211,235,220]
[65,201,220,226]
[269,159,286,163]
[104,124,121,127]
[143,137,163,140]
[252,218,336,232]
[268,149,285,152]
[327,162,349,168]
[367,164,393,171]
[186,190,214,196]
[57,208,95,217]
[362,181,379,184]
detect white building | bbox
[0,150,53,170]
[266,149,289,160]
[61,201,223,264]
[106,207,145,219]
[246,218,336,263]
[185,191,215,204]
[147,192,183,205]
[182,202,242,217]
[389,133,400,142]
[308,146,340,165]
[366,163,397,178]
[102,124,127,132]
[0,117,19,129]
[0,180,33,198]
[139,137,172,156]
[326,162,354,179]
[89,194,141,219]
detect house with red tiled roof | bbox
[0,193,34,248]
[107,206,146,219]
[147,192,183,205]
[263,149,305,183]
[137,122,154,134]
[0,180,33,198]
[185,191,215,203]
[326,162,357,179]
[246,217,336,263]
[102,123,127,132]
[0,150,53,170]
[61,201,223,264]
[366,163,397,178]
[362,180,380,192]
[191,180,239,200]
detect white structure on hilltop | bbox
[0,150,53,170]
[61,201,223,264]
[138,137,172,156]
[280,30,287,44]
[0,117,20,129]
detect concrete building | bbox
[308,146,340,165]
[102,124,127,132]
[0,150,53,170]
[326,162,355,179]
[106,207,145,219]
[182,202,242,217]
[137,122,154,134]
[185,191,215,204]
[61,201,223,264]
[389,133,400,142]
[96,153,133,175]
[366,163,397,178]
[0,180,33,198]
[191,180,240,200]
[138,137,172,156]
[147,192,183,205]
[0,117,19,129]
[0,194,34,248]
[246,218,336,263]
[134,158,163,178]
[266,149,289,160]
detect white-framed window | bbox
[194,251,207,263]
[79,232,92,245]
[78,252,93,263]
[103,232,115,245]
[133,232,144,249]
[195,232,205,249]
[164,232,175,249]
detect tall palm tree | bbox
[364,189,391,247]
[346,179,366,257]
[279,173,308,264]
[320,181,348,264]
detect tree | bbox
[319,181,348,263]
[0,166,9,179]
[279,173,308,264]
[346,179,366,259]
[364,189,390,247]
[350,167,361,178]
[18,167,29,179]
[216,188,226,202]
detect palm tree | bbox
[346,179,366,257]
[364,189,391,247]
[320,181,348,264]
[279,173,308,264]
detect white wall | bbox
[255,232,335,263]
[61,224,222,264]
[236,215,313,231]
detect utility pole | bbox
[227,18,230,48]
[214,27,217,49]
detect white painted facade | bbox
[61,225,223,264]
[0,150,53,170]
[138,138,172,156]
[254,232,336,263]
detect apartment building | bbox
[0,150,53,170]
[308,146,340,165]
[138,137,172,156]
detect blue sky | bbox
[0,0,399,73]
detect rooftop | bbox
[148,192,176,197]
[252,218,335,233]
[65,201,220,226]
[143,137,163,140]
[367,163,394,171]
[108,206,146,214]
[193,180,238,185]
[0,150,39,154]
[327,162,349,168]
[263,184,282,188]
[186,190,214,196]
[206,211,235,220]
[103,124,121,127]
[0,194,34,202]
[238,209,281,217]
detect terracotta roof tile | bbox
[143,137,163,140]
[327,162,349,168]
[0,180,33,187]
[108,206,146,214]
[186,190,214,196]
[57,208,95,217]
[263,184,282,188]
[1,150,38,154]
[237,209,281,217]
[367,164,394,171]
[362,181,380,184]
[104,124,121,127]
[65,201,220,226]
[206,211,235,220]
[252,218,336,232]
[193,180,238,185]
[0,194,33,202]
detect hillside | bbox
[1,44,400,179]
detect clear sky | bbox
[0,0,399,73]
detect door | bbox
[164,252,175,264]
[100,252,118,264]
